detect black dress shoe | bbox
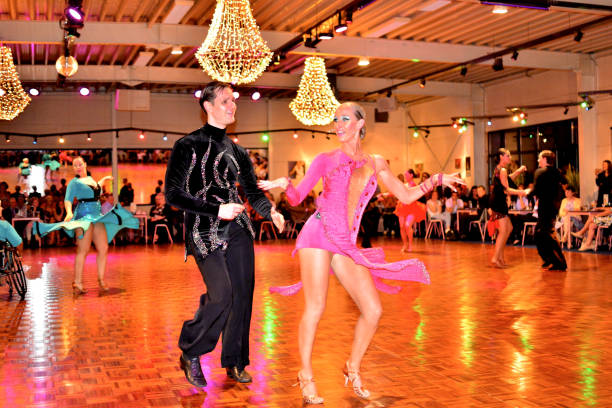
[541,262,552,268]
[226,366,253,383]
[179,354,207,387]
[548,265,567,272]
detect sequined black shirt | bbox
[165,123,272,259]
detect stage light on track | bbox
[79,87,90,96]
[87,133,91,141]
[194,89,202,98]
[492,5,508,14]
[251,91,261,101]
[162,133,168,141]
[460,66,468,76]
[233,136,239,143]
[5,135,10,143]
[492,57,504,71]
[511,50,519,60]
[139,131,145,140]
[487,119,492,126]
[233,91,240,99]
[318,31,333,40]
[413,128,419,138]
[293,131,299,139]
[29,88,40,96]
[419,79,426,88]
[32,137,37,145]
[574,30,583,42]
[59,136,65,143]
[335,12,348,33]
[563,106,569,115]
[261,133,269,142]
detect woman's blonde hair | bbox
[340,102,366,140]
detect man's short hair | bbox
[540,150,555,166]
[198,81,232,112]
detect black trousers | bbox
[535,216,567,268]
[179,222,255,369]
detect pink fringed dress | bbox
[270,149,430,295]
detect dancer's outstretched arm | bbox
[374,155,464,204]
[258,153,327,206]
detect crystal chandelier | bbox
[290,56,340,126]
[196,0,272,85]
[0,46,31,121]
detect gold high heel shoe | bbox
[343,362,370,399]
[72,282,87,295]
[293,371,324,404]
[98,278,109,294]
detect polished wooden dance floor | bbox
[1,237,611,407]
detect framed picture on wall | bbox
[455,158,461,169]
[465,156,471,177]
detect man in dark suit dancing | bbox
[527,150,567,271]
[165,82,284,387]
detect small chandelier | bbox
[290,56,340,126]
[0,46,31,121]
[196,0,272,85]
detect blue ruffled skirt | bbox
[35,202,139,243]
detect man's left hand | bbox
[271,209,285,233]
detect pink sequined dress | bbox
[270,149,430,295]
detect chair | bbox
[469,211,487,242]
[153,224,173,244]
[258,221,278,240]
[522,222,537,246]
[425,213,445,240]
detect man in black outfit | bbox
[527,150,567,271]
[165,82,284,387]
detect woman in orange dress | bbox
[394,169,426,252]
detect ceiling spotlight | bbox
[580,97,593,111]
[79,87,90,96]
[413,128,419,138]
[492,57,504,71]
[66,7,83,21]
[487,119,492,126]
[251,91,261,101]
[261,133,269,142]
[5,135,10,143]
[335,12,348,33]
[194,89,202,98]
[563,106,569,115]
[419,78,426,88]
[32,137,37,145]
[233,91,240,99]
[59,136,65,144]
[29,88,40,96]
[574,30,583,42]
[233,137,239,143]
[171,46,183,55]
[273,55,281,65]
[293,131,299,139]
[345,9,353,24]
[318,31,334,40]
[139,131,145,140]
[511,50,519,60]
[87,133,92,141]
[162,133,168,141]
[358,56,370,66]
[386,90,392,97]
[460,66,468,76]
[492,5,508,14]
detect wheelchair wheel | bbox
[7,250,26,300]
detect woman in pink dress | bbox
[394,169,427,252]
[259,102,463,404]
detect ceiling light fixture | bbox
[574,30,583,42]
[171,46,183,55]
[358,56,370,66]
[511,50,519,60]
[492,5,508,14]
[492,57,504,71]
[460,66,468,76]
[334,12,348,33]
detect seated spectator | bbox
[595,160,612,207]
[573,208,612,251]
[427,190,451,234]
[445,190,464,234]
[150,186,162,205]
[558,186,583,247]
[149,193,172,243]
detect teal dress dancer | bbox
[35,177,139,242]
[0,220,23,247]
[41,153,61,171]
